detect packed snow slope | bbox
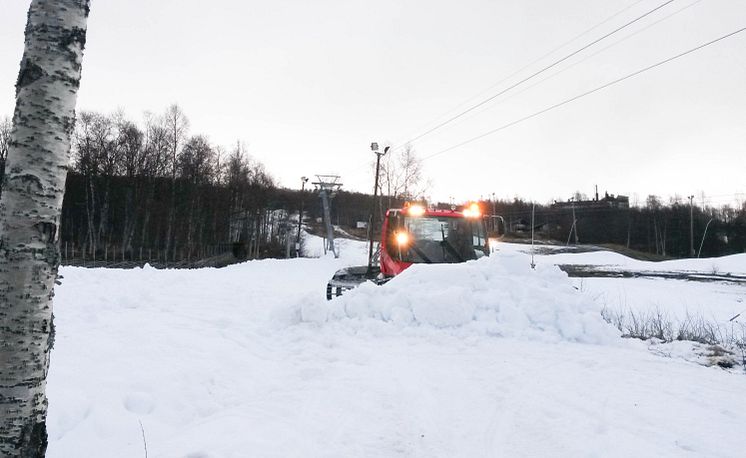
[47,239,746,457]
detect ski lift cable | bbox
[389,0,648,148]
[421,26,746,162]
[392,0,678,151]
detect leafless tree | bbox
[178,135,215,256]
[0,1,90,455]
[73,111,99,253]
[379,144,427,209]
[116,115,146,253]
[163,104,188,260]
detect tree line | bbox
[1,108,395,263]
[489,195,746,258]
[2,112,744,262]
[19,106,285,262]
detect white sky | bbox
[1,0,745,205]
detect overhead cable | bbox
[422,26,746,161]
[473,0,705,116]
[395,0,678,150]
[391,0,648,147]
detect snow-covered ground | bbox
[47,239,746,457]
[523,243,746,275]
[505,243,746,324]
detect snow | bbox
[502,242,746,324]
[578,277,744,323]
[46,239,746,457]
[511,242,746,275]
[300,252,620,345]
[300,229,366,261]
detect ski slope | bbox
[46,238,746,457]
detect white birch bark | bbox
[0,1,90,456]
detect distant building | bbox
[551,190,629,211]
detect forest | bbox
[1,109,744,265]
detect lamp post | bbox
[368,142,389,273]
[296,176,308,257]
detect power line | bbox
[423,26,746,161]
[394,0,678,150]
[390,0,648,147]
[473,0,705,117]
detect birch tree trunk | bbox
[0,1,90,456]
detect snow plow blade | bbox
[326,265,388,300]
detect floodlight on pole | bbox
[367,142,390,272]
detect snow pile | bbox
[301,251,620,344]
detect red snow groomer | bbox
[326,202,492,299]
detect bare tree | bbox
[378,144,427,208]
[73,111,119,254]
[116,116,145,253]
[142,111,170,178]
[137,113,169,248]
[178,135,214,256]
[72,111,99,253]
[0,1,90,456]
[163,104,188,260]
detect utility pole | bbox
[491,192,497,231]
[368,142,389,273]
[296,176,308,257]
[688,195,695,256]
[530,202,536,269]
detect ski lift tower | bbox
[312,175,343,258]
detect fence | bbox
[60,242,239,269]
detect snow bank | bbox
[300,251,621,344]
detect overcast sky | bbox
[1,0,745,205]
